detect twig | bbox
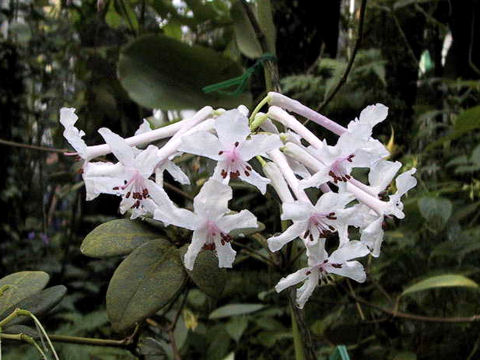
[316,0,368,113]
[164,182,194,201]
[348,293,480,323]
[0,138,67,153]
[347,280,365,321]
[287,288,316,360]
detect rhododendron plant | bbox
[61,92,417,308]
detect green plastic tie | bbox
[329,345,350,360]
[202,53,277,96]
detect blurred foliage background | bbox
[0,0,480,359]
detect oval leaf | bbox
[1,285,67,326]
[106,240,187,332]
[209,304,264,319]
[0,271,50,314]
[179,245,226,298]
[81,219,162,258]
[118,34,251,110]
[402,274,479,297]
[231,1,262,59]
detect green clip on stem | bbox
[202,53,277,96]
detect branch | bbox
[0,138,68,153]
[349,294,480,323]
[316,0,368,113]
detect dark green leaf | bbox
[418,197,452,229]
[226,316,248,342]
[118,34,251,110]
[81,219,161,258]
[106,240,187,332]
[1,285,67,326]
[0,271,50,314]
[256,0,276,54]
[179,245,226,298]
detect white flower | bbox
[84,128,170,218]
[267,192,352,252]
[275,241,370,308]
[153,178,257,270]
[297,104,390,189]
[134,118,190,186]
[178,109,282,194]
[60,108,88,159]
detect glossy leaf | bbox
[118,34,251,110]
[0,271,50,315]
[81,219,161,258]
[209,303,264,319]
[402,274,479,297]
[106,240,187,332]
[179,245,227,298]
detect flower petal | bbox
[60,108,88,157]
[368,160,401,192]
[164,161,190,185]
[98,128,135,167]
[360,217,384,257]
[329,260,366,283]
[329,240,370,264]
[359,103,388,128]
[215,109,250,147]
[213,238,237,268]
[178,130,222,160]
[296,270,319,309]
[134,119,152,135]
[267,221,307,252]
[184,228,207,270]
[281,201,314,221]
[193,178,232,219]
[239,134,282,161]
[136,145,160,178]
[275,267,310,293]
[299,168,330,189]
[239,168,270,194]
[217,210,257,234]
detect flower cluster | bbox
[60,93,416,308]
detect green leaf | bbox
[226,316,248,342]
[118,34,251,110]
[81,219,161,258]
[402,274,479,297]
[392,352,417,360]
[106,240,187,332]
[0,271,50,314]
[418,197,452,229]
[209,304,264,319]
[1,286,67,327]
[179,246,226,298]
[256,0,276,54]
[426,106,480,151]
[231,1,262,59]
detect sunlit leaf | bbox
[402,274,478,297]
[81,219,161,258]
